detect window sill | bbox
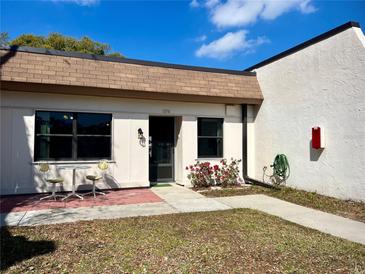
[195,158,223,161]
[32,160,116,165]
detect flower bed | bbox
[186,158,242,188]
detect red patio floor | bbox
[0,188,163,213]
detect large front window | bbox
[34,111,112,161]
[198,118,223,158]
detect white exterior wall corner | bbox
[253,26,365,201]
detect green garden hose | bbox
[271,154,290,180]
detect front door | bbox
[149,117,175,182]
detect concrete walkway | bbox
[1,184,364,245]
[215,194,365,245]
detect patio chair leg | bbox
[40,184,65,201]
[94,190,106,196]
[93,181,106,196]
[83,180,106,198]
[40,194,54,201]
[40,193,65,201]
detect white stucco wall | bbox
[0,90,243,194]
[252,26,365,201]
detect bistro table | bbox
[57,164,91,200]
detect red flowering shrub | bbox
[186,161,214,188]
[215,158,242,187]
[186,158,242,188]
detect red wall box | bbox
[312,127,325,149]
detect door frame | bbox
[148,116,176,183]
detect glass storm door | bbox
[149,117,175,182]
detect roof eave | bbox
[1,80,264,105]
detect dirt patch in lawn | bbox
[201,185,365,223]
[2,209,365,273]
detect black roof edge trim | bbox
[244,21,361,71]
[0,45,256,76]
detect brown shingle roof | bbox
[1,47,263,104]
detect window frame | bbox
[197,117,224,159]
[34,110,113,162]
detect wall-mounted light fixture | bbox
[138,128,144,139]
[138,128,146,147]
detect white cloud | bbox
[190,0,200,8]
[211,1,264,28]
[192,0,316,59]
[195,35,208,42]
[300,0,317,14]
[261,1,298,20]
[205,0,220,8]
[190,0,221,9]
[51,0,99,6]
[208,0,317,28]
[195,30,269,59]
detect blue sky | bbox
[1,0,365,70]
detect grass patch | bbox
[2,209,365,273]
[201,185,365,222]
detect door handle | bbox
[149,136,152,157]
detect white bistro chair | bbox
[84,160,109,197]
[39,163,65,201]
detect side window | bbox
[197,118,223,158]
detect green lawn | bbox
[200,185,365,223]
[2,209,364,273]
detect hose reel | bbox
[263,154,290,186]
